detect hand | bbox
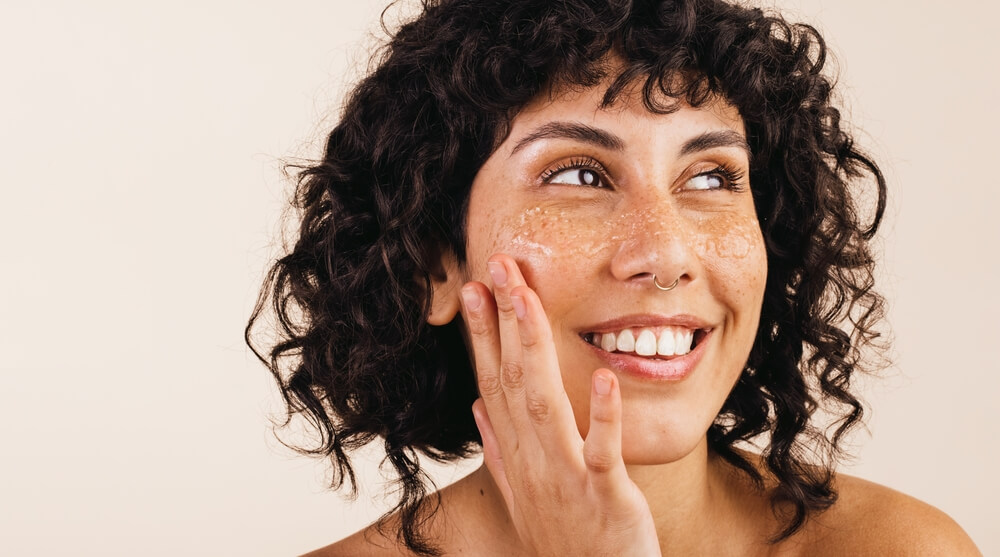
[460,254,662,557]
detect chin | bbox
[619,425,709,465]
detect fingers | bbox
[462,254,583,465]
[460,280,516,444]
[583,369,630,496]
[487,257,534,434]
[465,257,647,549]
[488,255,581,454]
[507,282,582,452]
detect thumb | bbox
[582,370,630,497]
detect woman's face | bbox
[453,79,767,464]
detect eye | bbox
[549,168,604,187]
[541,157,610,188]
[686,173,724,190]
[684,165,745,192]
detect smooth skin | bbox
[307,76,982,556]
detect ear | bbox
[426,248,464,326]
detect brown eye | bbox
[548,168,605,188]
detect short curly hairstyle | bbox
[246,0,887,554]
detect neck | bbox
[627,438,768,554]
[458,438,770,556]
[628,437,712,540]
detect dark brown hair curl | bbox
[246,0,887,554]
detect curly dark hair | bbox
[246,0,888,554]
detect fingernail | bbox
[487,261,507,287]
[510,295,526,319]
[461,286,481,311]
[594,373,612,396]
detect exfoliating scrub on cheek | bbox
[503,206,606,257]
[491,201,626,275]
[687,211,767,307]
[493,201,764,274]
[688,213,764,261]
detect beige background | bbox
[1,0,996,555]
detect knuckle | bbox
[524,394,550,424]
[519,325,552,353]
[500,361,525,390]
[518,328,541,349]
[590,405,617,425]
[495,298,517,318]
[477,373,503,397]
[466,316,491,337]
[584,446,616,474]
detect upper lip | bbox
[578,313,714,334]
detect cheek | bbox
[689,213,768,311]
[482,205,612,280]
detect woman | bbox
[247,0,981,554]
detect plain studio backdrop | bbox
[1,1,996,555]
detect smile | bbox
[582,326,710,358]
[576,315,715,380]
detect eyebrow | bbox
[509,122,625,156]
[508,121,751,159]
[680,130,751,159]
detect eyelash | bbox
[697,164,746,193]
[539,156,610,187]
[540,157,747,192]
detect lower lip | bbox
[581,329,713,381]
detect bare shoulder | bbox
[301,522,413,557]
[799,473,981,556]
[300,466,507,557]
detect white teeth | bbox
[634,329,657,356]
[600,332,617,352]
[591,326,701,357]
[657,330,676,356]
[674,329,693,355]
[616,329,636,352]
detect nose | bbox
[608,202,699,289]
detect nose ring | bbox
[652,274,679,291]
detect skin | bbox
[307,79,983,556]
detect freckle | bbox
[479,489,484,496]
